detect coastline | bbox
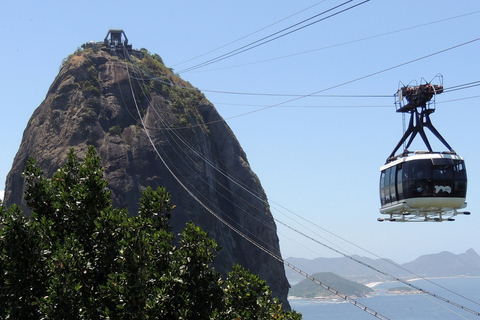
[290,277,480,319]
[290,276,480,302]
[366,275,480,288]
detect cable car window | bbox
[432,165,453,180]
[407,160,432,197]
[380,171,386,205]
[455,181,467,197]
[402,161,411,199]
[454,180,467,197]
[432,162,453,197]
[454,161,467,180]
[397,164,403,199]
[454,160,467,197]
[431,158,455,166]
[384,168,391,203]
[390,166,397,202]
[402,162,409,181]
[410,160,432,180]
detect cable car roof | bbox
[380,152,464,171]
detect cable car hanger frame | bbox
[387,74,453,161]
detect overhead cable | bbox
[124,45,480,317]
[124,57,392,320]
[213,102,393,108]
[177,0,371,74]
[442,80,480,93]
[172,0,328,67]
[215,37,480,123]
[438,95,480,104]
[123,62,280,252]
[276,217,480,317]
[191,10,480,73]
[202,90,391,98]
[269,197,480,309]
[126,52,480,317]
[128,44,479,103]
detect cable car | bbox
[378,76,470,222]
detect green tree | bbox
[0,146,301,319]
[0,204,43,318]
[219,264,296,320]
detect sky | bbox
[1,1,479,265]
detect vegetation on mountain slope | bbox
[0,146,301,319]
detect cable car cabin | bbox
[379,152,468,221]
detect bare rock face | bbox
[4,47,290,307]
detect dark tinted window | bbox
[454,161,467,180]
[410,160,432,179]
[381,158,466,206]
[397,164,403,199]
[389,166,397,202]
[385,168,391,203]
[453,160,467,197]
[433,166,454,180]
[400,158,467,199]
[380,171,386,205]
[403,160,432,198]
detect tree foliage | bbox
[0,146,301,319]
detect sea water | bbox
[290,277,480,320]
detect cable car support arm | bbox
[387,82,454,161]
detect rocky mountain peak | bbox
[4,41,290,306]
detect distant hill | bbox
[286,249,480,284]
[289,272,373,298]
[402,248,480,277]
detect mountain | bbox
[285,255,399,284]
[289,272,373,298]
[402,248,480,277]
[3,35,290,307]
[285,249,480,284]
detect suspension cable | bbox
[261,183,480,309]
[171,0,329,67]
[177,0,370,74]
[276,219,480,317]
[123,54,393,319]
[124,64,283,253]
[123,47,480,317]
[191,10,480,74]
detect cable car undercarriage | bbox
[378,203,471,223]
[378,76,470,222]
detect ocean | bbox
[289,277,480,320]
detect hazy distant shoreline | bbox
[367,275,480,288]
[290,276,480,301]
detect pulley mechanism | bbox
[388,75,453,161]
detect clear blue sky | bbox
[1,1,479,264]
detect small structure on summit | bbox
[104,29,132,52]
[82,29,136,58]
[82,30,142,60]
